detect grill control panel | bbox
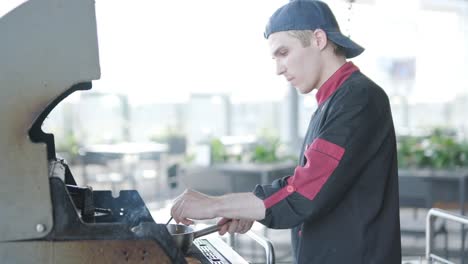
[193,239,230,264]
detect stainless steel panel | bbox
[0,0,100,241]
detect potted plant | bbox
[397,128,468,210]
[397,128,468,170]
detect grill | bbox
[17,158,257,263]
[0,0,273,263]
[191,239,239,264]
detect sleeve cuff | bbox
[253,183,266,200]
[252,178,289,226]
[253,184,271,224]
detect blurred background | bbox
[2,0,468,263]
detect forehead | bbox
[268,31,301,52]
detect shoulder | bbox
[347,72,389,102]
[332,71,390,110]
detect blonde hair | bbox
[287,30,313,47]
[287,29,346,57]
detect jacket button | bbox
[286,185,295,193]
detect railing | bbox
[245,230,275,264]
[426,208,468,264]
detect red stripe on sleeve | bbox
[263,138,345,208]
[264,185,295,209]
[311,138,345,161]
[290,138,344,200]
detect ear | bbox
[312,29,328,51]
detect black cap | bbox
[264,0,364,58]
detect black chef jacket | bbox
[253,62,401,264]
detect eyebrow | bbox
[272,46,286,58]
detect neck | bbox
[317,55,347,89]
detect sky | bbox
[2,0,468,105]
[1,0,289,104]
[92,0,290,104]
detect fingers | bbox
[180,218,194,226]
[171,200,194,226]
[171,199,182,223]
[219,223,229,236]
[236,220,247,234]
[227,219,239,234]
[239,220,254,234]
[172,199,189,224]
[217,217,231,226]
[170,188,217,224]
[217,219,254,235]
[217,217,232,235]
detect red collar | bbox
[315,62,359,105]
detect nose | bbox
[276,60,286,76]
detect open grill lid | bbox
[0,0,100,241]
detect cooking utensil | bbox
[165,216,173,225]
[166,222,229,253]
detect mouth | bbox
[286,77,294,82]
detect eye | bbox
[279,49,288,56]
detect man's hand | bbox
[217,217,254,235]
[170,189,266,225]
[171,189,218,225]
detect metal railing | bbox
[426,208,468,264]
[245,230,275,264]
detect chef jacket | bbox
[253,62,401,264]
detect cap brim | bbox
[327,32,364,58]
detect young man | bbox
[171,1,402,263]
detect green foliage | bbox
[210,138,227,163]
[251,137,280,163]
[397,128,468,169]
[209,136,294,164]
[207,133,298,164]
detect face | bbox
[268,31,323,94]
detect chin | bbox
[297,86,314,94]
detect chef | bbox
[171,1,402,263]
